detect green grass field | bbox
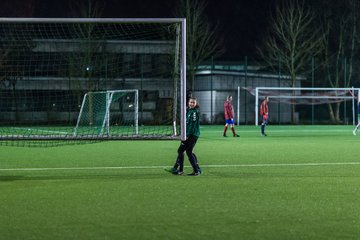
[0,125,359,240]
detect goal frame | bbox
[73,89,139,137]
[0,18,187,141]
[254,87,360,126]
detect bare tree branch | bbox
[316,0,360,122]
[173,0,224,90]
[258,0,323,87]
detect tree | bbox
[258,0,323,88]
[67,0,106,92]
[258,0,323,123]
[173,0,224,91]
[0,0,36,122]
[66,0,106,125]
[315,0,359,123]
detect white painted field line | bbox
[14,127,69,135]
[203,129,351,133]
[205,162,360,167]
[0,162,360,171]
[0,166,166,171]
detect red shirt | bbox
[260,100,268,116]
[224,100,234,119]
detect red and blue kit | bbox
[260,99,268,117]
[223,99,239,137]
[224,100,234,124]
[260,98,269,136]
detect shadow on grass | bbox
[0,175,27,181]
[0,171,177,181]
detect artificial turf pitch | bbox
[0,125,359,240]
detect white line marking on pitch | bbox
[203,129,352,133]
[0,162,360,171]
[14,127,69,134]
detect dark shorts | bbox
[226,119,234,125]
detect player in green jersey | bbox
[166,97,201,176]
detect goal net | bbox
[0,18,186,145]
[74,90,139,139]
[246,87,358,125]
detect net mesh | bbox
[246,87,357,125]
[74,90,139,138]
[0,19,184,146]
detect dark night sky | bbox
[1,0,277,60]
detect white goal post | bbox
[254,87,360,126]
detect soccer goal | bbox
[73,90,139,139]
[250,87,359,125]
[0,18,187,142]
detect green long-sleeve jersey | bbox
[186,107,200,137]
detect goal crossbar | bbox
[0,18,186,23]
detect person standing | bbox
[353,100,360,135]
[348,90,360,135]
[223,95,240,137]
[166,97,202,176]
[260,96,269,136]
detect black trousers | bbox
[174,135,199,172]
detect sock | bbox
[261,124,265,134]
[223,125,228,135]
[231,127,236,136]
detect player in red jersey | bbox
[260,96,269,136]
[223,95,239,137]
